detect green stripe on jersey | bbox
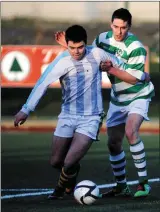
[95,36,99,46]
[98,42,116,54]
[96,31,154,105]
[111,90,155,106]
[105,31,113,39]
[115,83,149,95]
[129,47,147,57]
[126,63,145,72]
[124,35,140,47]
[98,42,128,61]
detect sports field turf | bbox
[1,132,160,212]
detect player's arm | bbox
[124,47,147,81]
[107,67,139,84]
[14,54,68,127]
[100,49,147,84]
[55,31,67,48]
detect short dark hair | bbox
[112,8,132,26]
[65,25,87,44]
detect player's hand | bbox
[14,111,28,127]
[55,31,67,48]
[144,72,151,82]
[100,60,113,72]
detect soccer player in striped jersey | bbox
[54,9,154,198]
[93,8,154,198]
[14,25,132,200]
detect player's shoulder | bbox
[59,50,71,59]
[97,31,113,42]
[88,46,106,60]
[56,50,71,63]
[88,46,105,54]
[124,32,145,49]
[50,50,71,68]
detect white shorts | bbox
[54,113,101,140]
[106,99,151,127]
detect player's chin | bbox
[74,55,81,60]
[116,36,125,41]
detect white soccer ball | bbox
[74,180,100,205]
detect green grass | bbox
[1,132,160,212]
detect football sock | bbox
[130,140,148,184]
[109,151,127,188]
[57,164,79,190]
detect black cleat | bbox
[102,185,132,197]
[48,186,64,200]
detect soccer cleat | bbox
[102,184,132,197]
[134,183,151,197]
[48,186,64,200]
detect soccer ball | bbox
[74,180,100,205]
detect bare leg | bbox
[125,113,148,184]
[64,132,93,168]
[56,132,93,192]
[50,135,72,170]
[107,124,127,186]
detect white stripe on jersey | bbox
[112,81,134,92]
[111,82,154,102]
[125,68,144,80]
[126,41,144,55]
[128,55,146,64]
[82,58,93,113]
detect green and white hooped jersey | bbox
[92,31,155,106]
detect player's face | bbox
[111,19,130,41]
[67,41,86,60]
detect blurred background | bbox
[1,1,159,120]
[1,2,160,209]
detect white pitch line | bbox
[1,177,160,200]
[1,188,52,192]
[98,178,160,188]
[1,191,53,199]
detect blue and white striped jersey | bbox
[21,46,124,115]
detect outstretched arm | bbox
[14,52,69,127]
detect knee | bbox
[107,137,122,154]
[63,160,73,172]
[50,157,63,170]
[125,127,138,143]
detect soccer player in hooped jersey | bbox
[55,9,155,198]
[14,25,134,200]
[93,8,154,198]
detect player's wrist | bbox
[140,72,146,81]
[21,105,31,115]
[107,67,117,74]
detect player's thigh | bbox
[125,99,150,140]
[51,114,75,161]
[64,132,93,166]
[51,135,72,160]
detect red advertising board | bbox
[1,46,149,88]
